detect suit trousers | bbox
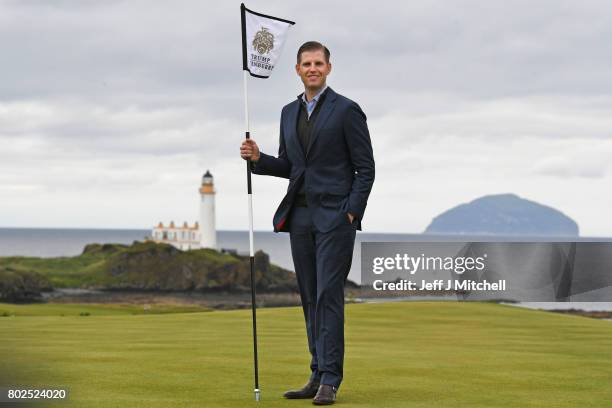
[289,205,357,389]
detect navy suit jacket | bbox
[252,87,375,233]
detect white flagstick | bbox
[243,69,260,402]
[243,71,254,259]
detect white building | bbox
[150,170,217,251]
[150,221,200,251]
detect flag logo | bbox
[252,27,274,55]
[241,4,295,78]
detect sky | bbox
[1,0,612,236]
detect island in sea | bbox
[424,193,579,236]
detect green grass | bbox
[1,302,611,407]
[0,303,211,317]
[0,253,112,287]
[0,242,293,292]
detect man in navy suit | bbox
[240,41,374,405]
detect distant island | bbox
[424,193,579,236]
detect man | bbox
[240,41,374,405]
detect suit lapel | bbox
[285,100,305,159]
[307,88,337,157]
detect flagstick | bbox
[243,69,260,402]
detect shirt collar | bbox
[299,85,328,105]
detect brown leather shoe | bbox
[312,384,337,405]
[283,379,320,399]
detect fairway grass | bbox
[1,302,611,407]
[0,303,211,317]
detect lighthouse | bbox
[199,170,217,249]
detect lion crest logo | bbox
[252,27,274,55]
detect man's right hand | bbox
[240,139,260,162]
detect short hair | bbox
[297,41,331,63]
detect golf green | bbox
[1,301,610,407]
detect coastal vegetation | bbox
[0,241,297,302]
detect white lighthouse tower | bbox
[199,170,217,249]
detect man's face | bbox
[295,49,332,90]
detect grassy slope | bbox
[0,253,110,287]
[0,243,294,292]
[0,243,238,288]
[1,302,611,407]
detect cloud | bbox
[1,0,612,236]
[532,156,608,179]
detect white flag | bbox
[241,4,295,78]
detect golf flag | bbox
[241,4,295,78]
[239,4,295,401]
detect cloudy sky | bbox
[2,0,612,236]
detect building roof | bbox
[153,221,199,230]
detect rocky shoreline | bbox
[39,288,305,310]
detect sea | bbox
[1,227,611,312]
